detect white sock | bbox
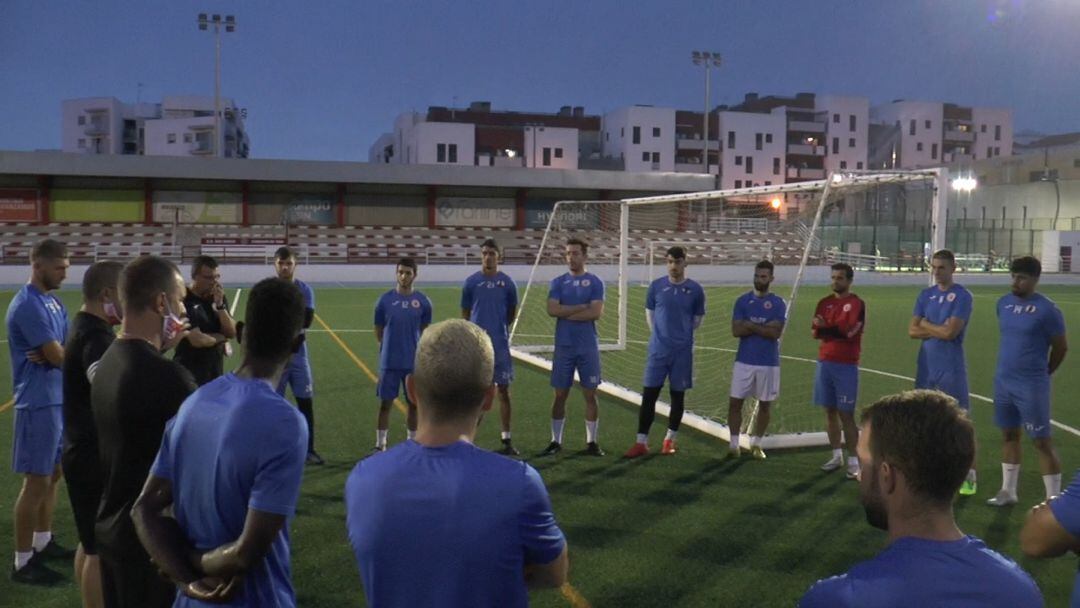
[847,456,859,468]
[636,433,648,445]
[585,420,599,444]
[551,418,565,444]
[665,428,677,441]
[32,531,51,552]
[967,469,977,483]
[14,551,32,569]
[749,435,761,448]
[406,429,416,440]
[1002,463,1020,496]
[501,431,511,441]
[832,448,843,461]
[376,429,388,448]
[729,433,741,452]
[1044,473,1062,499]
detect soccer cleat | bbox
[11,560,63,585]
[497,440,521,457]
[846,462,860,480]
[750,445,767,460]
[305,451,325,466]
[660,439,677,455]
[585,442,606,457]
[623,443,650,459]
[539,441,562,457]
[959,479,978,496]
[723,448,741,461]
[821,455,844,472]
[987,490,1018,507]
[34,539,75,561]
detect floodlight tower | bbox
[197,13,236,157]
[691,51,722,175]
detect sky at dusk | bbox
[2,0,1078,161]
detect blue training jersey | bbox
[294,279,315,358]
[646,276,705,356]
[461,271,518,346]
[6,284,68,409]
[345,440,565,608]
[151,374,308,608]
[996,292,1066,380]
[374,290,432,371]
[914,283,972,374]
[548,272,604,350]
[732,291,787,367]
[1049,470,1080,607]
[799,535,1043,608]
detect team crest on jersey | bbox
[411,299,421,309]
[946,292,956,302]
[842,303,852,312]
[581,279,591,287]
[763,300,773,310]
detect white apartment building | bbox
[601,106,676,172]
[391,112,475,166]
[715,108,787,190]
[819,95,870,174]
[62,95,249,158]
[871,100,1011,169]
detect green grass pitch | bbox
[0,281,1078,606]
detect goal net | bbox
[509,170,945,449]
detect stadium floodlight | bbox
[196,12,237,158]
[691,50,722,176]
[770,197,782,209]
[951,176,977,192]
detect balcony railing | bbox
[787,143,825,156]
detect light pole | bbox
[198,13,236,157]
[691,51,722,175]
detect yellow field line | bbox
[561,582,593,608]
[0,398,12,414]
[312,314,407,414]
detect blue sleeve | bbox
[547,277,561,302]
[374,295,386,326]
[1050,470,1080,536]
[249,412,307,517]
[14,299,60,349]
[592,276,605,302]
[149,417,177,481]
[460,278,474,311]
[645,282,657,311]
[913,290,926,318]
[422,296,433,325]
[518,464,566,565]
[731,295,746,322]
[798,576,852,608]
[954,289,973,322]
[694,285,706,317]
[1047,305,1066,339]
[508,279,519,310]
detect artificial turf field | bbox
[1,280,1079,607]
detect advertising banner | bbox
[434,197,515,227]
[0,189,41,222]
[52,189,144,222]
[525,199,598,230]
[285,195,336,225]
[153,191,241,224]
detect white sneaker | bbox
[846,461,860,480]
[986,490,1018,507]
[821,455,843,472]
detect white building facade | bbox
[601,106,676,172]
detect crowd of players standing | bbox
[3,234,1077,606]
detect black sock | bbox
[638,386,662,435]
[297,397,315,453]
[668,390,686,433]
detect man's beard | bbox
[862,472,888,531]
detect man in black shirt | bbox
[92,256,197,608]
[62,260,123,608]
[173,255,236,385]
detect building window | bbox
[746,157,753,173]
[773,157,780,175]
[833,113,840,123]
[448,144,457,162]
[765,133,772,143]
[986,146,992,158]
[543,147,551,166]
[652,127,660,137]
[633,126,641,144]
[735,155,742,166]
[167,133,176,144]
[840,161,847,169]
[849,115,856,132]
[756,133,763,150]
[924,119,931,129]
[931,143,938,159]
[909,120,916,136]
[437,143,446,162]
[994,125,1001,141]
[994,146,1000,156]
[77,138,86,148]
[77,115,86,125]
[727,131,735,148]
[605,132,609,141]
[832,137,839,154]
[554,147,563,158]
[764,181,771,186]
[621,127,624,137]
[980,124,986,133]
[916,142,923,151]
[857,161,864,170]
[184,133,193,143]
[848,138,855,148]
[735,180,742,188]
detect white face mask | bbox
[161,301,186,343]
[103,300,122,326]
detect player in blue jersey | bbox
[373,258,433,452]
[726,260,786,460]
[133,277,308,606]
[988,256,1068,507]
[541,238,605,457]
[799,390,1043,608]
[274,246,323,465]
[461,238,520,456]
[7,239,73,585]
[623,246,705,458]
[908,249,977,495]
[1020,469,1080,605]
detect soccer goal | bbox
[509,169,948,450]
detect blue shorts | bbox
[994,375,1051,438]
[551,347,601,390]
[643,346,693,391]
[915,366,969,408]
[12,405,63,476]
[493,343,514,386]
[277,353,314,399]
[377,368,412,402]
[813,361,859,412]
